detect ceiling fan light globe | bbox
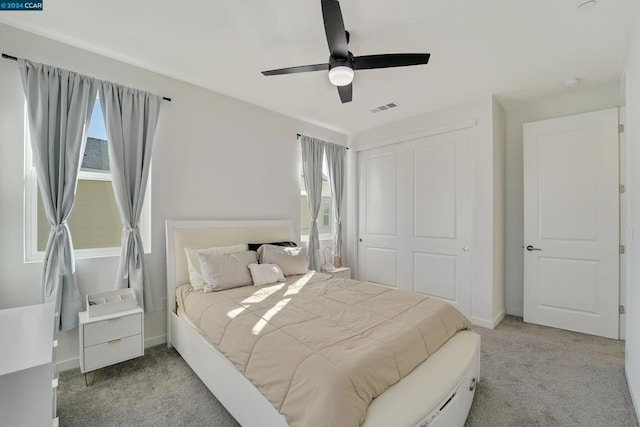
[328,66,354,86]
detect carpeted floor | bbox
[465,316,637,427]
[57,316,639,427]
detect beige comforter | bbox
[177,271,471,427]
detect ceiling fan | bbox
[261,0,431,103]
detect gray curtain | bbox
[300,135,325,271]
[19,59,97,331]
[98,82,161,310]
[325,143,346,260]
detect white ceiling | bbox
[0,0,636,134]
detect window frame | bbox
[320,198,331,228]
[23,102,152,262]
[300,152,333,243]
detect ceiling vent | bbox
[371,102,399,114]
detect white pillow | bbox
[248,263,285,286]
[199,250,258,293]
[185,244,248,289]
[258,244,308,276]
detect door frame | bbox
[619,107,626,340]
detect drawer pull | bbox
[108,338,122,344]
[469,377,477,391]
[107,317,122,322]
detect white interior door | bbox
[523,108,619,339]
[403,129,473,314]
[357,145,403,287]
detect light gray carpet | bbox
[465,316,637,427]
[58,316,638,426]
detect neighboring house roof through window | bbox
[82,99,110,172]
[82,137,109,172]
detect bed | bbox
[165,219,480,427]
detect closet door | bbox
[357,127,474,317]
[357,145,403,287]
[404,128,473,314]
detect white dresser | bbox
[79,306,144,385]
[0,302,56,426]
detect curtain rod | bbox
[2,53,172,102]
[296,133,349,149]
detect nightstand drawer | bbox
[83,334,142,371]
[83,313,142,347]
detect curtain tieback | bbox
[122,224,141,280]
[51,222,68,276]
[53,222,67,236]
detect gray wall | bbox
[0,23,346,367]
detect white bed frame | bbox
[165,219,480,427]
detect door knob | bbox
[526,245,542,251]
[463,246,470,252]
[359,238,363,242]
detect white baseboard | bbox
[56,334,167,372]
[145,334,167,348]
[56,356,80,373]
[506,306,523,317]
[471,310,506,329]
[493,310,506,327]
[627,367,640,423]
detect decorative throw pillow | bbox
[247,241,297,252]
[258,244,308,276]
[199,250,258,293]
[185,244,248,289]
[248,263,286,286]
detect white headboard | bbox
[165,219,296,316]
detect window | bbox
[25,99,151,261]
[300,154,332,241]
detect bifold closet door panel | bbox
[403,128,473,316]
[358,145,403,288]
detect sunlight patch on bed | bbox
[252,298,291,335]
[284,272,313,296]
[226,307,246,319]
[241,283,285,304]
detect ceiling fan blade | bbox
[321,0,349,58]
[337,83,352,103]
[353,53,431,70]
[261,63,329,76]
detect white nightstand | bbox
[321,266,351,279]
[79,306,144,386]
